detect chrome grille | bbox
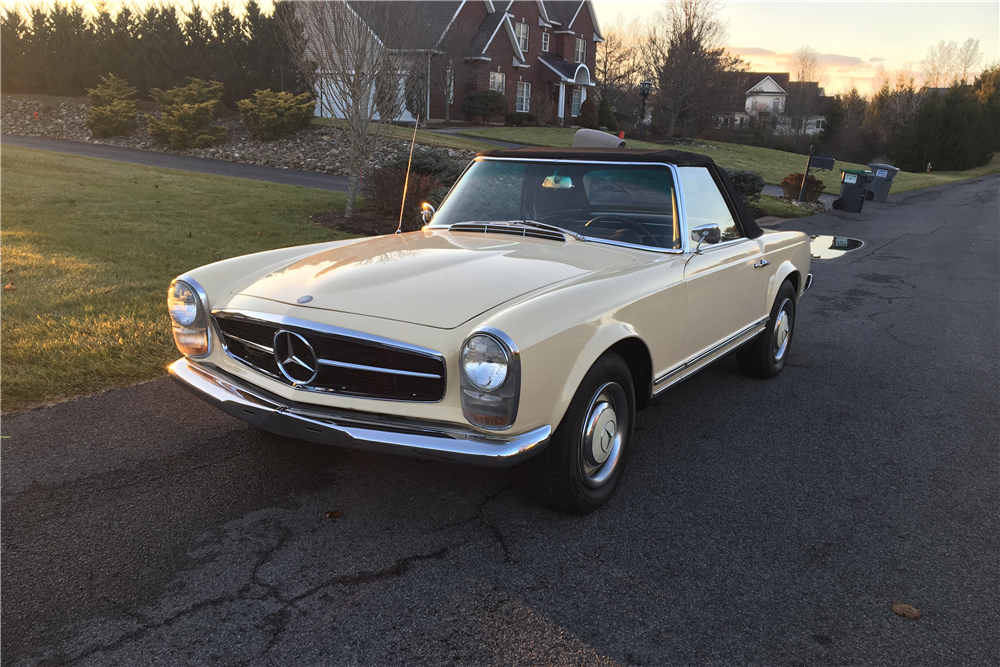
[449,222,566,242]
[213,313,446,402]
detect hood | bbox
[235,230,636,329]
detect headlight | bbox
[459,329,520,429]
[461,335,508,391]
[168,282,199,327]
[168,279,210,357]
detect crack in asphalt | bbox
[58,485,521,666]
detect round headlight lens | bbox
[461,334,509,391]
[168,282,200,327]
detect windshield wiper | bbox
[506,219,586,242]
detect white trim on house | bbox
[433,0,468,49]
[746,75,787,95]
[537,58,594,86]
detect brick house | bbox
[316,1,603,125]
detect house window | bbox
[815,119,825,130]
[574,38,586,63]
[516,81,531,113]
[541,32,550,52]
[489,71,505,94]
[571,88,582,117]
[515,22,528,52]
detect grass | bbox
[755,194,813,219]
[1,146,352,413]
[311,117,497,153]
[457,126,1000,194]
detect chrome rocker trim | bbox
[652,317,769,394]
[169,358,550,467]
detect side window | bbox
[677,167,741,242]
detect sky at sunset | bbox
[593,1,1000,94]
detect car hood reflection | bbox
[236,229,636,329]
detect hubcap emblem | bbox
[600,421,616,453]
[273,330,319,385]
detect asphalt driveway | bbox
[2,175,997,666]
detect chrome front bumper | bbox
[169,358,551,467]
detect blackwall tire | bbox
[531,352,635,515]
[737,280,797,379]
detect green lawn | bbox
[457,126,1000,195]
[755,195,813,219]
[1,146,352,413]
[312,117,497,153]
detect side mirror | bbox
[420,202,436,225]
[690,223,721,254]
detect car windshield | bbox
[428,159,680,249]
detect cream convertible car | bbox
[168,147,812,514]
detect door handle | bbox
[753,259,771,268]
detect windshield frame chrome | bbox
[429,157,687,255]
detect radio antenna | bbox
[396,115,420,235]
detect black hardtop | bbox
[478,146,717,167]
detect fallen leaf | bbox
[325,510,343,519]
[187,231,192,238]
[3,283,13,291]
[892,602,921,619]
[256,231,261,236]
[104,288,112,294]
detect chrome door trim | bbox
[653,317,769,393]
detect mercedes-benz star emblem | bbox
[273,330,319,385]
[600,421,616,453]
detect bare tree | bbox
[790,45,826,85]
[641,0,743,136]
[595,15,642,113]
[922,40,958,88]
[956,37,982,84]
[279,1,417,217]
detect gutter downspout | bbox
[426,53,432,122]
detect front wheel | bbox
[531,352,635,515]
[737,280,797,378]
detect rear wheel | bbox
[737,280,797,378]
[531,352,635,515]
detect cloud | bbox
[729,47,776,56]
[815,53,867,68]
[869,57,884,63]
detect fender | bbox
[525,320,646,432]
[769,260,801,306]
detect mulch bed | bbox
[310,209,422,237]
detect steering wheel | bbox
[585,216,660,248]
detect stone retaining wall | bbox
[1,96,477,176]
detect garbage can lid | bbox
[841,168,873,175]
[867,163,899,173]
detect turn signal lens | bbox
[168,280,210,357]
[459,330,520,430]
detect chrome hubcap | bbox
[581,383,626,488]
[773,299,792,362]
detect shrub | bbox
[724,168,765,204]
[505,112,522,126]
[148,78,226,149]
[460,90,508,124]
[151,78,225,113]
[362,167,443,229]
[577,97,599,129]
[780,173,826,202]
[597,98,618,133]
[85,74,138,138]
[237,89,315,141]
[384,149,464,186]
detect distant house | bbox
[717,72,833,136]
[309,0,603,125]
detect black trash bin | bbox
[867,163,900,202]
[832,169,873,212]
